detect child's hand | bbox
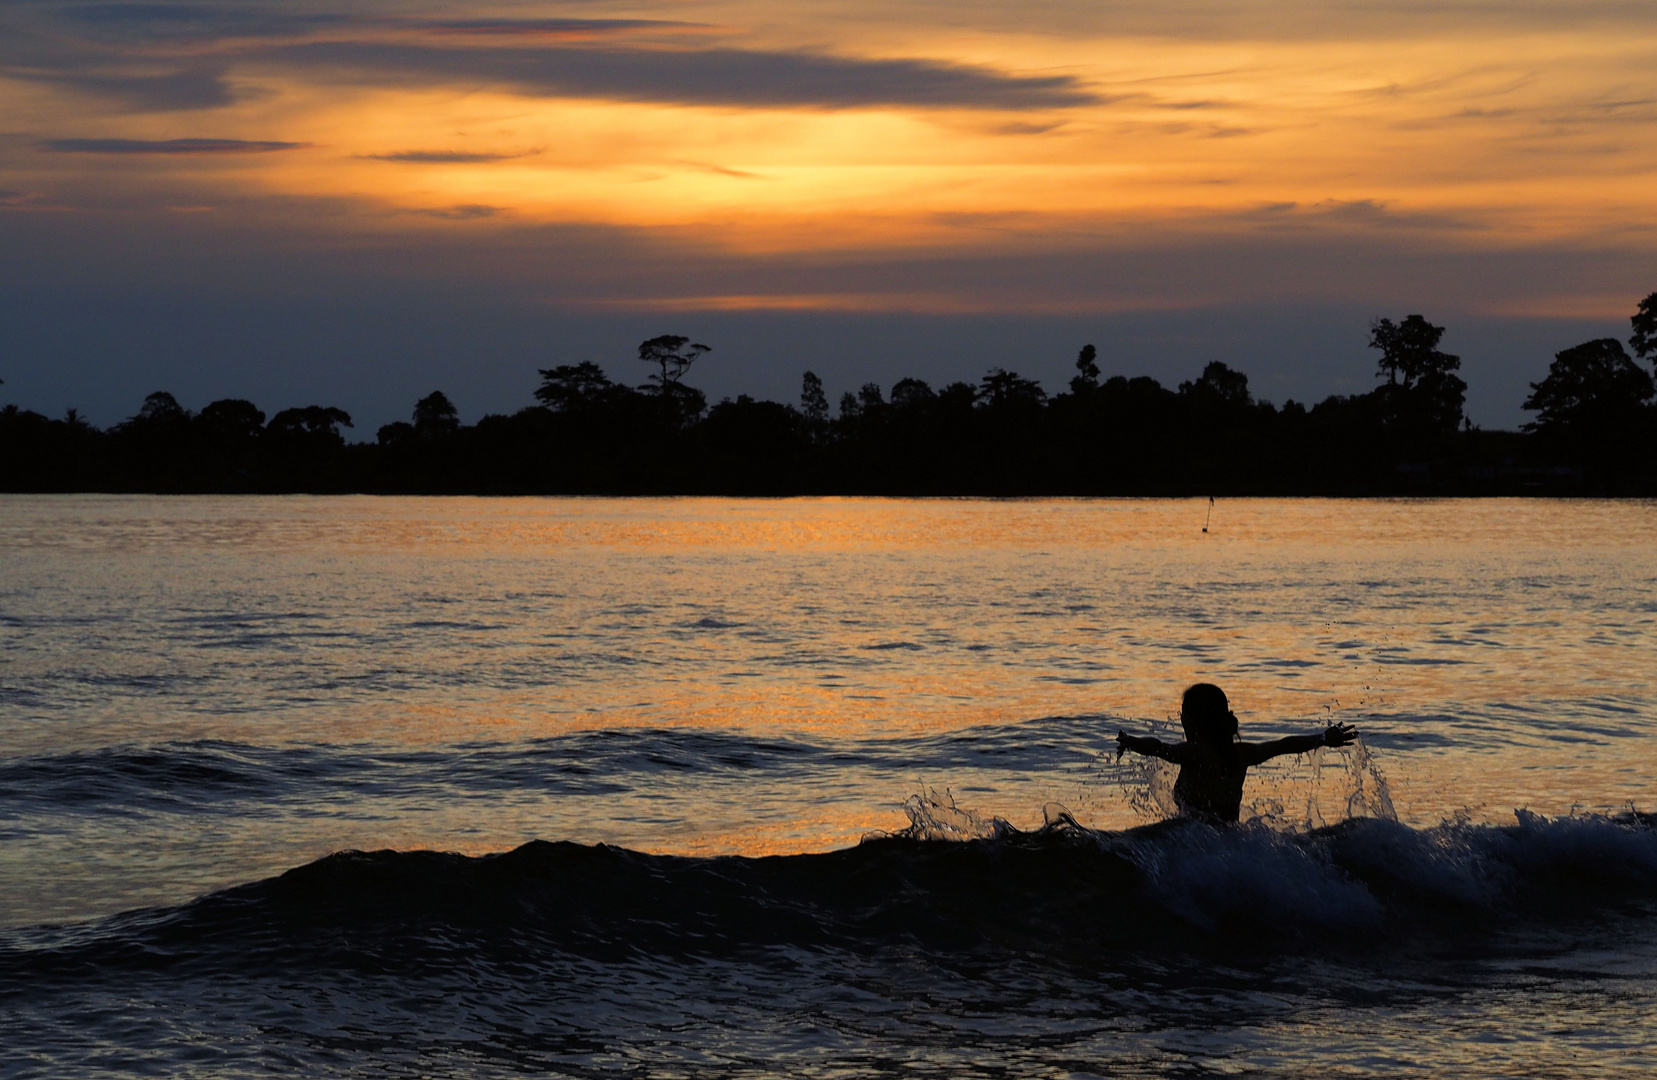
[1323,722,1357,748]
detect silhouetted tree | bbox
[978,369,1046,409]
[1369,314,1466,438]
[376,420,414,444]
[110,391,195,489]
[257,405,355,490]
[1523,338,1654,435]
[800,371,829,423]
[697,394,808,491]
[197,399,264,441]
[890,378,934,408]
[938,381,978,410]
[1632,291,1657,365]
[635,336,710,428]
[131,391,189,425]
[535,362,617,413]
[1070,344,1100,395]
[267,405,353,444]
[413,391,460,438]
[638,335,709,393]
[0,403,107,491]
[1180,361,1251,406]
[196,399,267,485]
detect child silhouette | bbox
[1117,683,1356,823]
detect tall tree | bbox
[979,369,1046,409]
[1180,361,1251,406]
[535,362,617,413]
[131,391,189,425]
[412,391,460,438]
[1368,314,1466,436]
[1369,315,1457,387]
[890,378,934,408]
[197,399,266,457]
[638,335,710,428]
[267,406,353,444]
[638,335,710,393]
[1522,338,1654,436]
[800,371,829,423]
[1070,344,1100,395]
[197,399,264,440]
[1631,291,1657,365]
[857,382,885,413]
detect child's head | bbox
[1181,682,1239,743]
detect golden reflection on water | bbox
[3,495,1655,869]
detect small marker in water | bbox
[1202,496,1214,533]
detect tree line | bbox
[3,296,1655,495]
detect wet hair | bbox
[1181,682,1239,743]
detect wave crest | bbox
[3,809,1653,993]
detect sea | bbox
[1,495,1654,1078]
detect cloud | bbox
[425,19,710,39]
[674,160,763,179]
[1237,198,1487,233]
[52,3,350,42]
[415,204,500,219]
[40,137,307,154]
[268,42,1099,110]
[45,66,238,111]
[993,121,1065,135]
[364,149,536,163]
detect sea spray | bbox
[1108,721,1398,832]
[894,789,1013,841]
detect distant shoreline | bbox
[7,307,1654,497]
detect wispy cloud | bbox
[51,2,351,42]
[40,137,307,154]
[268,42,1099,111]
[993,121,1065,136]
[1237,198,1485,233]
[37,66,240,111]
[674,160,763,179]
[424,19,711,39]
[364,149,536,163]
[415,203,501,219]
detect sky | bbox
[2,0,1655,431]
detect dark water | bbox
[5,791,1657,1076]
[3,496,1656,1076]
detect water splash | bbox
[1345,736,1397,821]
[893,788,1013,841]
[1113,717,1181,822]
[1108,721,1398,831]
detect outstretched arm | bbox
[1243,722,1356,765]
[1116,730,1188,763]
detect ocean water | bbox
[1,495,1654,1077]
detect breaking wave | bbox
[5,807,1654,991]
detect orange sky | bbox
[1,1,1655,424]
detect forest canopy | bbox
[3,295,1654,495]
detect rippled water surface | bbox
[2,495,1655,1077]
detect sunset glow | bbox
[2,1,1656,425]
[6,3,1656,303]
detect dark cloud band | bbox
[364,150,533,163]
[269,42,1097,110]
[427,19,707,37]
[41,138,307,154]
